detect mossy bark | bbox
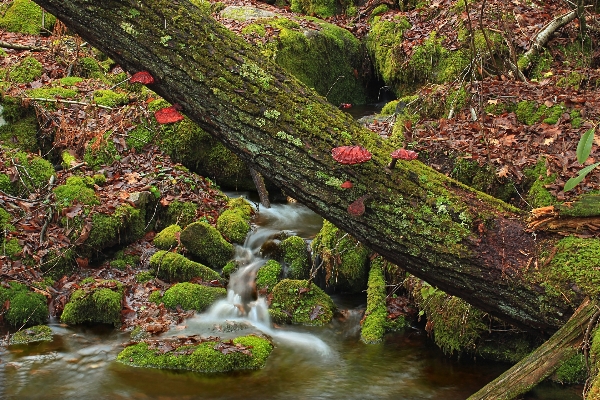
[32,0,579,331]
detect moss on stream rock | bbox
[160,282,226,312]
[60,280,124,326]
[0,282,48,328]
[269,279,335,326]
[149,250,222,283]
[8,325,53,345]
[311,220,369,293]
[280,235,310,279]
[180,221,234,269]
[216,197,252,244]
[153,224,182,250]
[256,259,282,294]
[117,334,273,373]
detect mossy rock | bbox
[0,0,56,34]
[311,220,369,293]
[149,250,221,282]
[269,279,335,326]
[179,221,234,269]
[9,325,53,345]
[0,149,55,197]
[256,259,282,294]
[0,114,39,152]
[109,249,140,270]
[279,235,310,279]
[238,14,367,105]
[25,86,78,100]
[9,56,43,84]
[53,176,100,209]
[0,282,47,327]
[159,200,198,230]
[60,280,124,326]
[161,282,226,312]
[216,197,252,244]
[117,334,273,373]
[153,224,182,250]
[93,89,129,107]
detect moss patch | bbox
[256,259,282,293]
[179,221,234,269]
[9,56,43,83]
[117,334,273,373]
[280,235,310,280]
[360,258,388,344]
[149,250,221,282]
[216,197,252,244]
[153,224,182,250]
[160,282,226,311]
[269,279,335,326]
[8,324,53,345]
[60,280,124,326]
[0,0,56,35]
[0,282,47,327]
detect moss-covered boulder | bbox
[160,282,226,312]
[279,235,310,279]
[53,176,100,209]
[117,334,273,373]
[9,56,43,84]
[216,197,252,244]
[231,13,367,105]
[159,200,197,230]
[149,250,221,282]
[269,279,335,326]
[60,280,124,326]
[256,259,282,294]
[9,325,53,345]
[0,282,47,327]
[179,221,234,269]
[0,149,55,197]
[311,220,369,293]
[153,224,182,250]
[0,0,56,34]
[0,104,39,152]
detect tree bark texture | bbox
[32,0,577,331]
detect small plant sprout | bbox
[564,126,599,192]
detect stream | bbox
[0,198,584,399]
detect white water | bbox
[173,198,333,358]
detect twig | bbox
[0,40,48,51]
[26,97,114,110]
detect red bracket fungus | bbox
[340,180,353,189]
[155,106,184,124]
[129,70,155,85]
[388,148,418,169]
[347,195,370,217]
[331,146,372,165]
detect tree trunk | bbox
[32,0,578,331]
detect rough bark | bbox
[32,0,577,331]
[468,298,599,399]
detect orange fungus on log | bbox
[347,195,369,216]
[331,146,372,165]
[341,180,353,189]
[155,106,184,124]
[129,70,154,85]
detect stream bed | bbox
[0,200,584,399]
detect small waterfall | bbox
[188,200,333,357]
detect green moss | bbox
[2,237,22,259]
[221,260,239,280]
[291,0,336,18]
[136,270,155,283]
[109,250,140,270]
[450,158,515,202]
[53,176,100,208]
[76,57,105,79]
[216,198,252,244]
[126,125,155,151]
[535,237,600,303]
[0,206,13,235]
[553,352,587,384]
[0,114,39,152]
[117,334,273,372]
[269,279,335,326]
[60,281,124,326]
[311,220,369,293]
[93,89,129,107]
[0,282,47,327]
[162,200,197,229]
[149,250,221,282]
[161,282,226,311]
[9,325,53,345]
[25,86,78,99]
[1,150,55,197]
[256,260,282,293]
[40,248,76,279]
[0,0,56,34]
[367,16,411,87]
[9,56,43,84]
[153,224,182,250]
[280,235,310,280]
[179,221,234,269]
[59,76,84,86]
[83,131,120,169]
[360,258,388,344]
[412,282,487,355]
[523,158,557,208]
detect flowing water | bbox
[0,199,584,399]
